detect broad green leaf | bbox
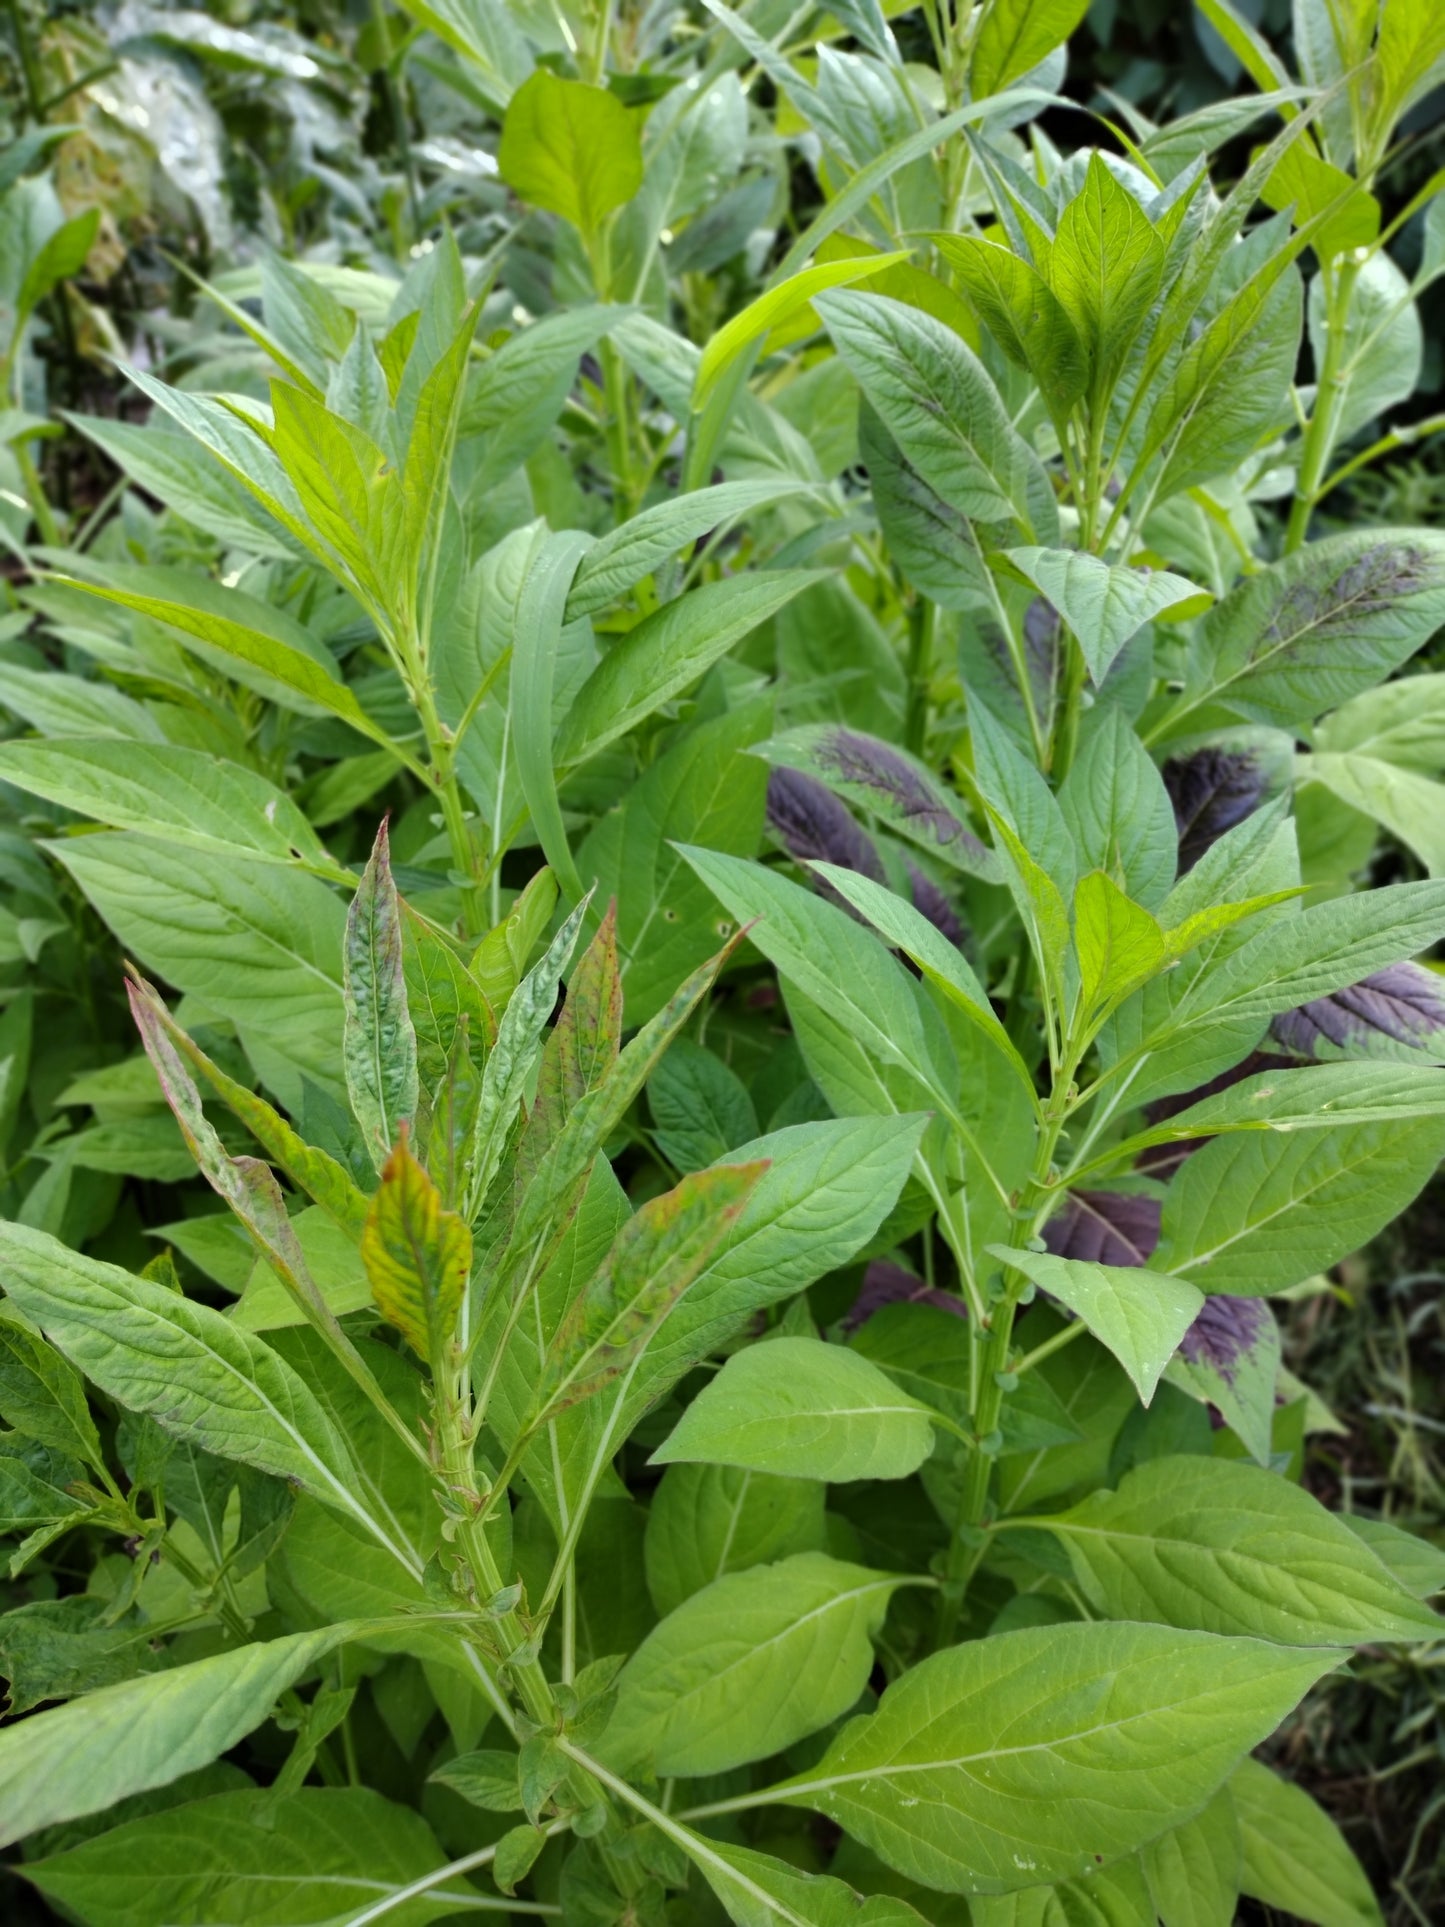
[652,1335,937,1482]
[1073,871,1167,1022]
[1179,530,1445,732]
[0,663,163,741]
[1231,1756,1385,1927]
[0,740,331,871]
[971,0,1090,99]
[1051,156,1166,400]
[23,1785,474,1927]
[999,548,1206,684]
[0,1224,398,1559]
[343,820,418,1172]
[498,69,642,235]
[644,1461,827,1617]
[0,1626,351,1847]
[1140,1788,1241,1927]
[989,1245,1204,1403]
[818,288,1033,526]
[361,1136,471,1361]
[531,1159,767,1423]
[1164,1294,1280,1467]
[774,1621,1337,1894]
[686,1835,929,1927]
[1341,1514,1445,1601]
[1040,1455,1441,1645]
[1154,1113,1445,1295]
[50,833,346,1109]
[1058,707,1178,911]
[608,1553,905,1776]
[648,1039,758,1173]
[556,572,821,769]
[619,1115,930,1431]
[1314,670,1445,771]
[694,253,909,409]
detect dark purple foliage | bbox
[1270,962,1445,1061]
[766,766,883,880]
[1161,747,1269,874]
[813,728,991,868]
[1042,1191,1161,1267]
[843,1260,968,1332]
[1178,1294,1272,1386]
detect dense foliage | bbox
[2,1,1445,1922]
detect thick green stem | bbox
[1285,257,1361,553]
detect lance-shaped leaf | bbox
[530,1160,766,1423]
[652,1335,937,1483]
[0,1309,107,1476]
[757,726,993,879]
[1270,961,1445,1064]
[1123,1062,1445,1156]
[468,892,593,1219]
[1163,745,1271,874]
[1231,1757,1385,1927]
[1040,1455,1441,1646]
[693,252,910,409]
[934,232,1087,422]
[127,973,369,1242]
[0,1225,390,1550]
[0,1624,353,1848]
[1042,1190,1161,1268]
[343,820,418,1174]
[989,1245,1203,1404]
[1074,870,1168,1022]
[515,901,623,1193]
[771,1621,1337,1894]
[970,0,1090,97]
[1166,1294,1280,1466]
[361,1133,472,1361]
[996,548,1207,684]
[766,766,884,883]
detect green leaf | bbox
[648,1039,759,1172]
[498,69,642,235]
[999,548,1207,685]
[1073,871,1168,1022]
[1059,707,1178,911]
[644,1461,827,1617]
[773,1621,1338,1894]
[1231,1756,1385,1927]
[935,233,1087,424]
[361,1135,471,1361]
[608,1552,905,1777]
[1050,156,1166,400]
[989,1245,1204,1403]
[511,528,592,900]
[0,1308,106,1475]
[0,740,331,871]
[343,820,418,1172]
[688,1835,930,1927]
[1180,530,1445,732]
[1154,1114,1445,1296]
[0,1224,398,1559]
[1140,1788,1241,1927]
[817,288,1034,526]
[1118,1063,1445,1160]
[694,253,909,409]
[0,1626,353,1848]
[1302,752,1445,877]
[1340,1514,1445,1601]
[1040,1455,1441,1645]
[970,0,1091,99]
[532,1160,766,1423]
[652,1335,937,1482]
[556,572,822,769]
[23,1785,473,1927]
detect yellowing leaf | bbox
[361,1132,471,1359]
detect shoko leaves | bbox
[361,1132,471,1362]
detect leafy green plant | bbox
[1,0,1445,1923]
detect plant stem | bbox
[1284,256,1360,553]
[905,596,932,754]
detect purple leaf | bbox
[1161,747,1269,874]
[1042,1191,1161,1267]
[1171,1294,1281,1465]
[843,1259,968,1332]
[766,766,884,880]
[1269,962,1445,1064]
